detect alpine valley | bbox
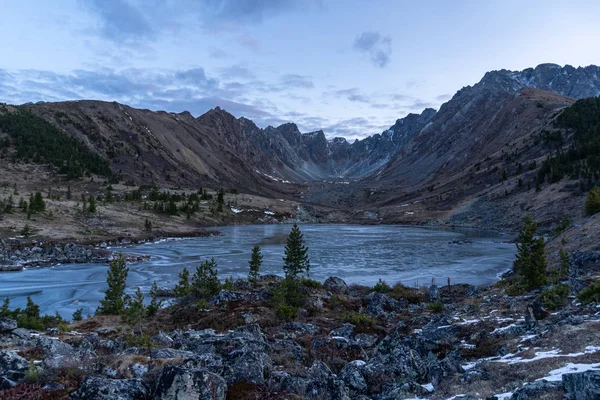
[2,63,600,237]
[1,63,600,400]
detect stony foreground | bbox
[1,273,599,400]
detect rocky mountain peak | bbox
[302,130,326,141]
[197,106,237,124]
[329,137,349,145]
[479,63,600,99]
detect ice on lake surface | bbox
[0,224,516,318]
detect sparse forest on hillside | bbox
[0,105,114,179]
[537,97,600,188]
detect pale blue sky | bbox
[0,0,598,139]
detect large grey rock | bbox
[379,381,432,400]
[324,276,349,295]
[426,349,464,385]
[365,292,406,316]
[510,379,564,400]
[421,316,460,343]
[281,322,319,336]
[268,371,309,396]
[0,350,29,384]
[151,348,196,359]
[563,370,600,400]
[305,377,351,400]
[354,333,379,348]
[428,284,440,302]
[152,332,174,346]
[372,320,463,388]
[308,360,333,381]
[225,342,272,385]
[268,362,350,400]
[271,339,307,365]
[34,336,80,368]
[209,290,246,306]
[329,323,355,339]
[70,377,147,400]
[329,324,378,349]
[153,366,226,400]
[363,343,428,390]
[339,360,367,393]
[0,318,17,332]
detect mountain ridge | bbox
[2,62,599,230]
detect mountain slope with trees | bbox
[1,63,599,235]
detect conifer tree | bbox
[174,267,191,298]
[513,215,547,290]
[559,249,570,276]
[216,189,224,212]
[87,195,97,213]
[147,281,163,316]
[191,258,220,298]
[123,287,145,331]
[248,245,263,283]
[18,197,27,212]
[97,253,129,315]
[0,298,10,318]
[24,296,40,319]
[29,192,45,212]
[72,308,83,322]
[585,185,600,216]
[283,224,310,280]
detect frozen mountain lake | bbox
[0,224,516,318]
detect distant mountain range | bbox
[8,63,599,221]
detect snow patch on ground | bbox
[420,383,434,392]
[463,345,600,369]
[255,170,291,184]
[519,334,537,342]
[492,323,519,334]
[537,362,600,382]
[456,319,481,325]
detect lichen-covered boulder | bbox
[510,379,564,400]
[324,276,349,295]
[70,377,147,400]
[153,366,226,400]
[0,319,17,333]
[563,370,600,400]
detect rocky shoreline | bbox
[0,229,221,271]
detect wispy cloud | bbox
[199,0,320,26]
[352,31,392,68]
[81,0,156,42]
[208,47,231,59]
[218,64,255,80]
[0,66,274,123]
[280,74,314,89]
[80,0,322,42]
[237,33,261,51]
[328,88,371,103]
[325,117,390,140]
